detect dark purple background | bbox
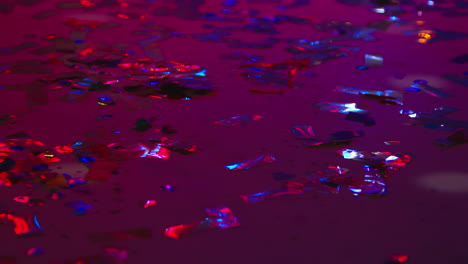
[0,0,468,263]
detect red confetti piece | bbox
[142,200,157,208]
[0,172,12,186]
[13,196,30,203]
[390,254,409,263]
[54,145,74,153]
[80,0,96,8]
[164,207,240,239]
[0,214,43,236]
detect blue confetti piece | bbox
[71,141,83,148]
[79,156,96,163]
[404,87,421,92]
[161,184,176,192]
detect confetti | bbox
[241,188,302,203]
[164,207,239,239]
[161,184,176,192]
[142,200,157,208]
[441,73,468,87]
[225,154,279,171]
[338,148,411,171]
[302,130,363,148]
[364,53,383,67]
[215,114,264,126]
[26,247,45,257]
[348,174,387,197]
[0,214,43,237]
[241,173,345,204]
[291,125,316,139]
[434,128,468,147]
[65,201,93,215]
[410,81,452,98]
[0,0,465,260]
[335,86,403,105]
[315,102,371,114]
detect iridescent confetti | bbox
[410,81,452,98]
[302,130,363,148]
[434,128,468,147]
[65,201,93,216]
[314,21,378,41]
[339,149,411,171]
[315,102,371,114]
[384,140,401,146]
[0,214,43,237]
[164,207,240,239]
[26,247,45,257]
[161,184,176,192]
[241,175,343,203]
[441,73,468,87]
[335,86,403,105]
[348,174,387,197]
[291,125,316,139]
[215,114,264,126]
[404,106,468,131]
[364,54,383,67]
[225,154,279,171]
[142,200,157,208]
[241,188,303,203]
[97,96,115,106]
[306,165,349,180]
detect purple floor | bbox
[0,0,467,264]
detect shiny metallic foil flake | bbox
[225,154,279,171]
[291,125,316,139]
[364,54,383,67]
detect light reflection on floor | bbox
[419,171,468,193]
